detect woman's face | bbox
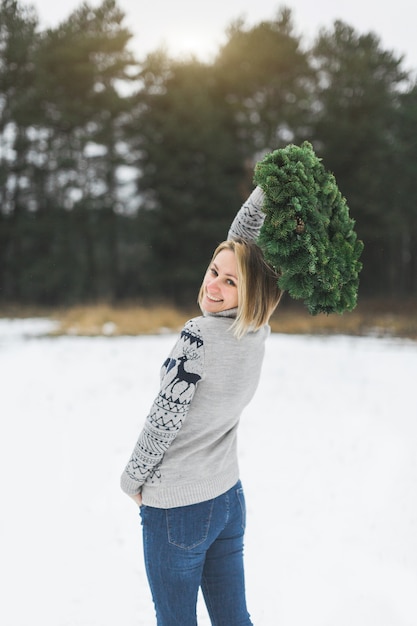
[201,248,239,313]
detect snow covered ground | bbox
[1,318,416,626]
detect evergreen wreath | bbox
[253,141,364,315]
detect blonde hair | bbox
[198,238,282,338]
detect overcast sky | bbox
[29,0,417,72]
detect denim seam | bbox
[236,487,246,530]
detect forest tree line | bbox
[1,0,417,307]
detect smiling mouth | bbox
[206,294,222,302]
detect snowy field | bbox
[1,318,417,626]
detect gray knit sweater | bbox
[120,186,267,508]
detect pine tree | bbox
[254,141,364,314]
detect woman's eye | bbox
[227,279,236,286]
[210,268,218,276]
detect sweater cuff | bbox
[249,186,265,209]
[120,472,143,496]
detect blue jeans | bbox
[139,481,253,626]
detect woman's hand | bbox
[130,492,143,506]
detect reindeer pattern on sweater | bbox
[123,320,204,486]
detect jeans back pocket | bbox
[166,499,215,549]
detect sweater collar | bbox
[201,307,238,319]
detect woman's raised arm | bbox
[227,186,265,243]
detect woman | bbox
[121,186,282,625]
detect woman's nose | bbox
[207,276,219,288]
